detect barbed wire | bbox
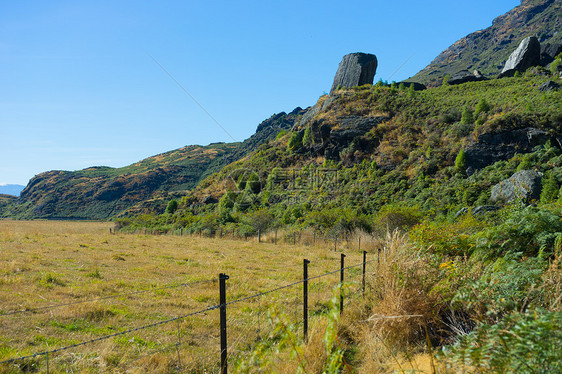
[0,258,375,366]
[0,278,215,317]
[0,303,220,365]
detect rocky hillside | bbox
[411,0,561,86]
[2,109,304,219]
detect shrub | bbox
[540,172,559,203]
[302,126,313,147]
[474,98,490,116]
[455,149,466,174]
[443,309,562,373]
[287,131,303,152]
[165,199,178,214]
[460,106,474,125]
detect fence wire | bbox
[1,257,376,369]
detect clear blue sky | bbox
[1,0,519,186]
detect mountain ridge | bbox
[410,0,561,86]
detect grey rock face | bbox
[501,36,541,74]
[538,80,560,92]
[330,53,377,93]
[464,128,556,174]
[540,43,562,65]
[398,81,427,91]
[490,170,543,204]
[455,205,501,218]
[448,70,487,85]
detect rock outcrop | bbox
[448,70,488,85]
[500,36,541,76]
[330,53,378,94]
[538,80,560,91]
[490,169,543,204]
[398,81,427,90]
[464,128,556,175]
[540,43,562,65]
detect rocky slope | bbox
[2,109,304,219]
[411,0,561,86]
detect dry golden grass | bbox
[0,220,370,373]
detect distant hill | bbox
[411,0,561,86]
[0,184,25,196]
[1,108,305,219]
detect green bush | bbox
[455,149,466,174]
[460,106,474,125]
[165,199,178,214]
[443,309,562,373]
[474,205,562,259]
[287,131,303,152]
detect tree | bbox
[461,106,474,125]
[455,149,466,174]
[287,131,303,152]
[475,98,490,116]
[302,127,313,147]
[540,172,559,203]
[165,199,178,214]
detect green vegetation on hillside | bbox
[115,71,561,371]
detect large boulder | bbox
[330,53,377,94]
[500,36,541,76]
[448,70,487,85]
[490,170,543,204]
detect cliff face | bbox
[411,0,561,86]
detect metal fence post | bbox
[340,253,346,314]
[219,273,229,374]
[362,251,367,296]
[303,259,310,342]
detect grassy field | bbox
[0,220,383,373]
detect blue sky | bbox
[0,0,519,186]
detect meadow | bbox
[0,220,388,373]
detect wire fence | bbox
[0,251,379,373]
[127,226,384,252]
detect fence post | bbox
[334,236,337,252]
[219,273,229,374]
[275,229,277,244]
[293,233,296,246]
[303,259,310,342]
[258,230,261,243]
[313,230,316,246]
[362,251,367,296]
[46,352,49,374]
[340,253,346,314]
[358,237,361,251]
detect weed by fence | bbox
[0,251,377,373]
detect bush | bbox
[443,309,562,373]
[455,149,466,174]
[460,106,474,125]
[474,98,490,116]
[474,205,562,259]
[287,131,303,152]
[165,199,178,214]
